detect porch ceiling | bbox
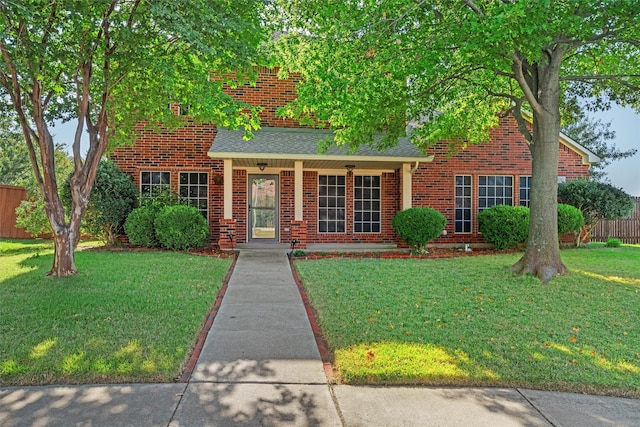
[209,127,433,171]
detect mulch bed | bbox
[291,246,513,260]
[89,243,514,260]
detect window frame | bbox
[353,174,381,233]
[140,171,171,199]
[455,175,473,234]
[317,174,346,233]
[519,176,532,208]
[478,175,514,211]
[179,171,209,219]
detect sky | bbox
[53,105,639,197]
[587,105,640,196]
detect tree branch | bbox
[512,98,533,145]
[510,54,543,115]
[462,0,484,15]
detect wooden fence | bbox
[591,197,640,244]
[0,184,31,239]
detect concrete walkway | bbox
[2,250,639,426]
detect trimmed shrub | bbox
[392,207,447,253]
[605,238,621,248]
[478,205,529,250]
[557,203,584,238]
[61,160,138,245]
[124,205,159,248]
[154,204,208,251]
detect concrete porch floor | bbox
[235,242,400,252]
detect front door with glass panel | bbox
[248,175,278,242]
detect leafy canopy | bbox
[274,1,640,150]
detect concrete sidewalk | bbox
[2,250,639,426]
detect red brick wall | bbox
[111,70,590,247]
[110,68,299,243]
[411,116,590,245]
[223,67,303,128]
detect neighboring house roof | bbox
[518,111,601,164]
[209,127,433,170]
[559,131,601,164]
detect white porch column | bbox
[223,159,233,219]
[402,163,412,210]
[294,160,303,221]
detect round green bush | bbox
[477,205,529,250]
[392,207,447,253]
[557,203,584,237]
[154,205,209,251]
[124,205,159,248]
[605,237,621,248]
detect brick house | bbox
[110,68,598,250]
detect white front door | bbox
[248,174,278,242]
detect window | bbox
[519,176,532,207]
[318,175,345,233]
[141,171,170,198]
[354,175,381,233]
[179,172,208,218]
[455,175,472,233]
[478,175,513,210]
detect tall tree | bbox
[0,1,265,275]
[274,0,640,282]
[562,112,637,183]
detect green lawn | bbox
[0,239,231,386]
[293,245,640,397]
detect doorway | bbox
[248,174,278,243]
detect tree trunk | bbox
[511,59,568,283]
[50,228,78,276]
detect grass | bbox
[0,239,231,386]
[293,244,640,397]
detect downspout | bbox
[410,161,420,175]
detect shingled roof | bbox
[208,127,432,170]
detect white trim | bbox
[209,151,435,163]
[402,163,412,210]
[295,161,303,221]
[223,159,233,219]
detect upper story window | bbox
[519,176,532,208]
[179,172,208,218]
[455,175,472,233]
[478,175,513,211]
[318,175,346,233]
[141,171,170,199]
[354,175,381,233]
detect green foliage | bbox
[14,146,74,237]
[1,1,267,274]
[154,205,208,251]
[14,198,51,237]
[558,179,636,225]
[0,117,30,186]
[124,189,182,248]
[478,205,530,250]
[557,203,584,237]
[605,238,622,248]
[274,0,640,280]
[124,205,159,248]
[80,160,138,245]
[391,207,446,253]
